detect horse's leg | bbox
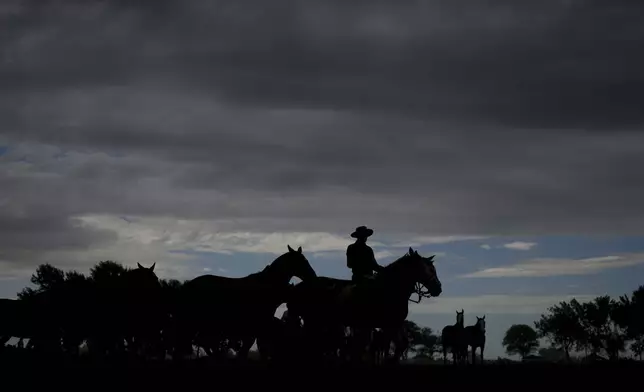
[371,330,381,365]
[443,345,447,365]
[305,322,327,363]
[237,335,255,360]
[354,328,370,363]
[480,343,485,364]
[348,327,361,363]
[471,345,476,365]
[382,327,400,365]
[258,334,274,362]
[343,327,353,361]
[395,333,407,363]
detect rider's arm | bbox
[368,247,384,271]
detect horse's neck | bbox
[474,325,485,338]
[248,261,291,286]
[467,325,483,340]
[376,260,417,303]
[373,276,416,305]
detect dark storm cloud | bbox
[0,212,116,252]
[2,0,644,266]
[4,0,644,129]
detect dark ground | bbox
[1,349,640,391]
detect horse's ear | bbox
[297,246,302,254]
[150,262,156,272]
[414,250,419,256]
[287,245,295,253]
[408,247,414,255]
[137,262,144,269]
[482,315,486,320]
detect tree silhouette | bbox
[413,327,439,359]
[538,347,566,362]
[30,263,65,292]
[160,279,183,291]
[90,260,129,283]
[535,299,585,361]
[502,324,539,359]
[404,320,421,342]
[17,287,37,300]
[631,339,643,361]
[614,286,644,347]
[576,296,626,360]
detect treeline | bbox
[399,320,440,360]
[17,261,184,301]
[3,261,181,354]
[502,286,644,362]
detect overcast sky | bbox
[2,0,644,359]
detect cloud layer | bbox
[460,253,644,278]
[2,0,644,272]
[409,294,600,315]
[502,241,538,251]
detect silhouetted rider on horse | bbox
[347,226,384,284]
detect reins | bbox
[408,282,433,304]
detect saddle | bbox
[337,274,380,301]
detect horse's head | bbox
[126,262,162,299]
[476,315,486,333]
[278,245,317,282]
[406,248,442,297]
[456,309,464,326]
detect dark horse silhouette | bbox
[86,262,163,358]
[464,315,486,365]
[369,329,389,364]
[441,309,466,365]
[1,263,162,358]
[171,245,317,360]
[0,297,61,353]
[287,247,442,363]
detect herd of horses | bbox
[0,244,489,365]
[441,310,487,365]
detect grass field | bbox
[1,348,641,391]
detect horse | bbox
[85,262,163,359]
[369,327,409,364]
[395,324,412,361]
[256,306,305,362]
[288,247,442,364]
[369,329,390,365]
[171,245,317,361]
[464,315,486,365]
[1,282,88,356]
[0,297,61,354]
[441,309,466,365]
[254,314,306,363]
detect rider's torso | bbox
[347,242,375,274]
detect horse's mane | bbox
[245,252,289,279]
[246,264,272,279]
[381,252,413,272]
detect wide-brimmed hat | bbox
[351,226,374,239]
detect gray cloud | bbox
[5,0,644,129]
[2,0,644,270]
